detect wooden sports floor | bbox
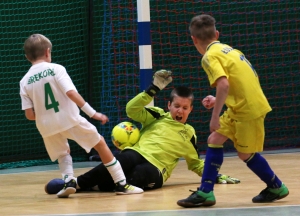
[1,151,299,216]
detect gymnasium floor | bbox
[1,150,299,216]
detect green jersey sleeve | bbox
[126,91,166,126]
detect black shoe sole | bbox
[177,200,216,208]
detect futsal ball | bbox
[44,178,65,194]
[111,122,140,150]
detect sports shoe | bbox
[177,190,216,207]
[115,182,144,195]
[57,177,77,198]
[252,183,289,203]
[216,174,240,184]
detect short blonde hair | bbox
[189,14,216,41]
[24,34,52,61]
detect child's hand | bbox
[92,112,109,125]
[202,95,216,109]
[153,69,172,90]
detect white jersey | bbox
[20,62,82,137]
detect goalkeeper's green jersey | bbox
[125,92,204,183]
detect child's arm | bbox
[25,108,35,120]
[66,90,86,108]
[210,76,229,132]
[66,90,109,125]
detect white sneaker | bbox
[57,177,77,198]
[115,182,144,195]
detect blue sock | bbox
[246,153,282,188]
[199,145,223,193]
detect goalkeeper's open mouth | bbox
[175,116,183,121]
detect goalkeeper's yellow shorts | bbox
[217,111,266,153]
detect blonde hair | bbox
[189,14,216,41]
[24,34,52,61]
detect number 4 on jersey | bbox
[44,82,59,112]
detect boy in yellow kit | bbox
[177,14,289,207]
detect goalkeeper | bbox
[45,70,240,195]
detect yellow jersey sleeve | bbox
[202,53,228,87]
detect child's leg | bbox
[235,116,289,202]
[43,134,77,198]
[125,160,163,190]
[243,152,282,188]
[177,131,227,207]
[77,149,149,191]
[64,118,143,195]
[199,115,232,193]
[243,152,289,202]
[58,153,74,179]
[43,135,73,179]
[60,118,125,183]
[236,116,282,188]
[199,111,235,193]
[199,144,224,193]
[93,138,143,194]
[93,137,126,184]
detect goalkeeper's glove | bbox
[216,174,240,184]
[146,69,172,96]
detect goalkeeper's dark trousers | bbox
[77,149,163,191]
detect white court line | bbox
[0,166,97,175]
[22,204,300,216]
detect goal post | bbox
[137,0,154,106]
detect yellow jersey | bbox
[201,41,272,121]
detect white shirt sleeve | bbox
[20,81,33,110]
[55,65,77,94]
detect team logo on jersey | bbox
[178,127,189,141]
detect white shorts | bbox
[43,118,101,161]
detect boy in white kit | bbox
[19,34,143,198]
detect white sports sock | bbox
[104,157,126,185]
[58,154,74,179]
